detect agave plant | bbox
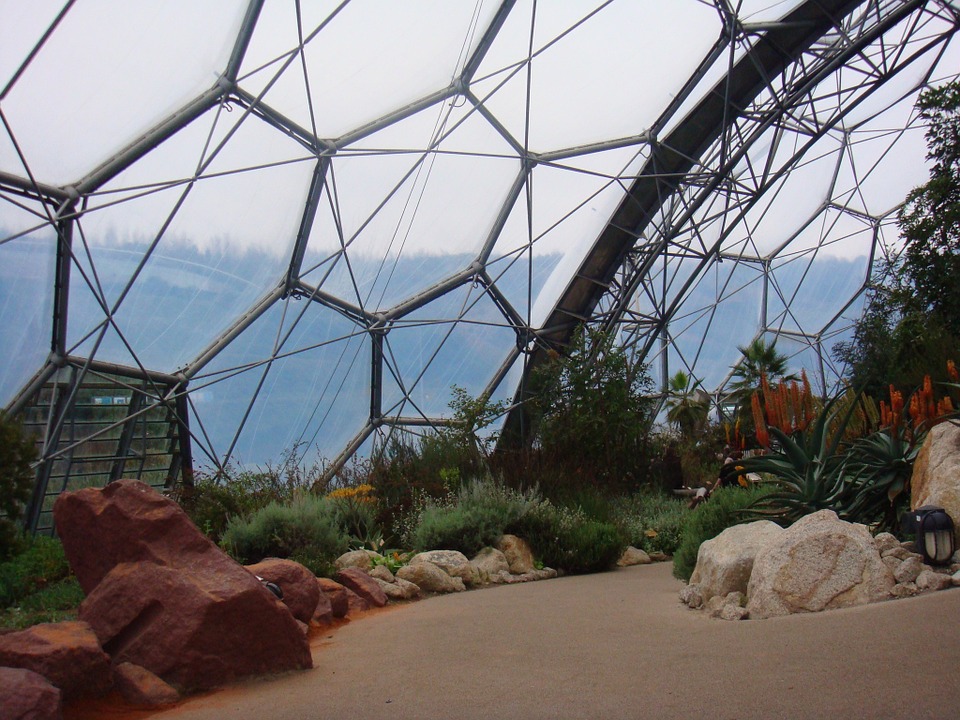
[837,427,920,532]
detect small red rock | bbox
[312,590,334,625]
[246,558,320,622]
[0,621,111,699]
[317,577,350,618]
[0,666,62,720]
[112,662,179,707]
[344,588,370,615]
[336,567,388,608]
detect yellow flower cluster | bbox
[326,484,376,503]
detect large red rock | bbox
[246,558,320,622]
[336,567,388,608]
[112,662,180,707]
[0,667,62,720]
[0,621,111,699]
[317,577,350,618]
[79,561,312,692]
[53,479,222,594]
[53,480,311,692]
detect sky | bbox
[2,1,958,463]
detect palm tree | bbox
[724,337,797,422]
[665,370,710,437]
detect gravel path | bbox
[135,563,960,720]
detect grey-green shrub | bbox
[672,486,770,582]
[404,476,538,555]
[219,493,348,575]
[613,490,688,556]
[511,499,626,574]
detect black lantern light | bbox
[901,506,956,566]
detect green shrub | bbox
[219,494,349,573]
[0,413,38,560]
[672,486,770,582]
[511,499,626,575]
[0,535,72,608]
[327,486,383,550]
[613,490,688,556]
[405,477,538,555]
[175,445,327,542]
[0,576,85,630]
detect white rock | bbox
[952,570,960,587]
[679,583,704,609]
[496,534,536,574]
[374,576,420,600]
[617,546,652,567]
[911,421,960,548]
[873,532,900,555]
[893,555,924,584]
[891,582,919,598]
[334,550,382,571]
[409,550,478,586]
[881,556,901,573]
[689,520,784,603]
[396,561,465,593]
[882,545,917,561]
[916,569,953,593]
[368,564,395,583]
[746,510,895,619]
[471,547,510,583]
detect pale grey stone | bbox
[718,604,749,621]
[747,510,895,619]
[410,550,478,586]
[882,556,901,573]
[471,547,509,584]
[689,520,784,603]
[882,545,916,561]
[368,564,395,583]
[617,546,652,567]
[873,532,900,555]
[374,576,420,600]
[952,570,960,587]
[893,556,923,584]
[334,550,382,571]
[916,569,953,593]
[396,561,465,593]
[911,422,960,549]
[496,534,536,574]
[679,583,704,609]
[891,582,919,598]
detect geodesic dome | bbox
[2,1,958,532]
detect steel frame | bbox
[1,0,957,509]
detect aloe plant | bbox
[738,394,852,525]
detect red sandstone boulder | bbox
[246,558,320,622]
[79,561,311,692]
[53,480,311,692]
[112,662,180,707]
[53,479,219,594]
[312,589,334,625]
[0,621,111,699]
[336,567,388,608]
[0,667,62,720]
[344,587,370,615]
[317,577,350,618]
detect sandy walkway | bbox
[130,563,960,719]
